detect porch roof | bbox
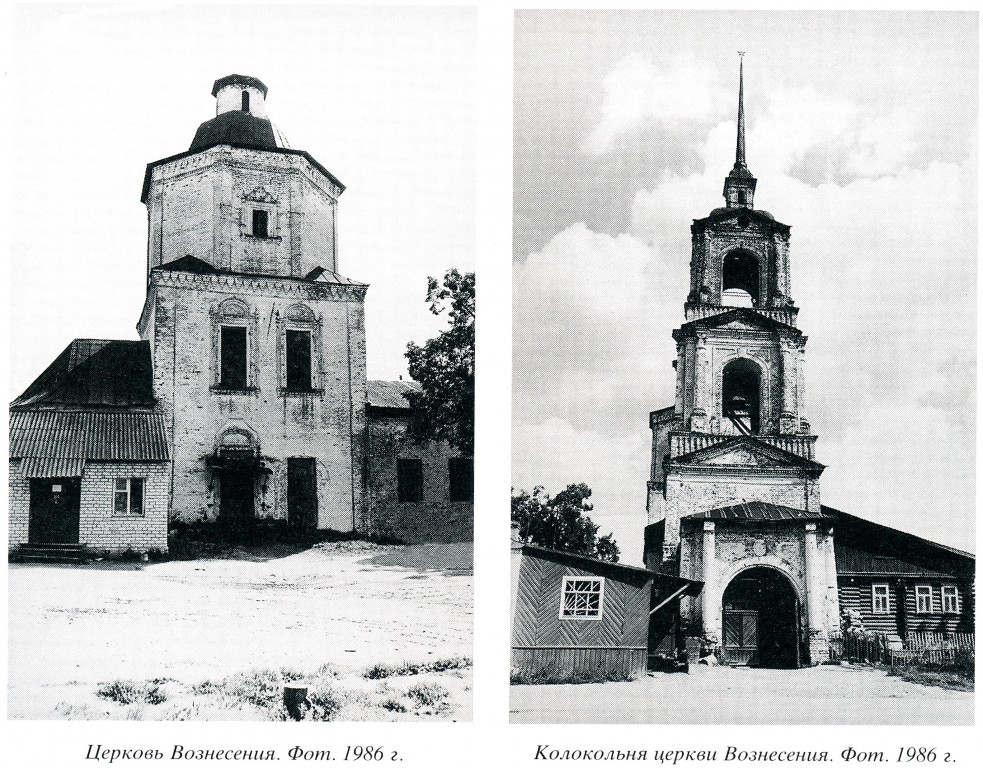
[9,410,170,462]
[685,501,831,522]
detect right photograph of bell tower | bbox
[511,10,975,725]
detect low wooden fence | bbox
[828,631,973,668]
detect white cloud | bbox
[583,55,728,156]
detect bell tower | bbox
[644,58,839,666]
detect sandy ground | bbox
[8,542,472,720]
[510,662,973,725]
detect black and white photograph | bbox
[510,10,975,725]
[7,5,475,723]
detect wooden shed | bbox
[510,544,654,679]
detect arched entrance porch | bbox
[721,567,801,668]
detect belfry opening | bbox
[721,250,759,306]
[722,358,761,434]
[721,568,800,668]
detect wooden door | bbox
[28,477,81,544]
[723,609,758,666]
[287,457,318,532]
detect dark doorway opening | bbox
[29,477,81,544]
[722,568,800,668]
[287,457,318,532]
[220,468,255,522]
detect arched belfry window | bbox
[722,358,761,435]
[241,90,250,112]
[722,250,760,307]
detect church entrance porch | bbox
[721,568,800,668]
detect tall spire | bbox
[736,52,746,169]
[723,52,756,209]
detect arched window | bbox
[722,250,760,307]
[212,299,254,391]
[722,358,761,434]
[241,90,250,112]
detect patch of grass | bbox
[888,649,974,692]
[96,679,168,706]
[380,698,407,713]
[405,682,450,713]
[510,663,635,685]
[364,656,472,679]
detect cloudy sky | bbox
[7,5,475,395]
[513,10,977,564]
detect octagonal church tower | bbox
[644,61,840,666]
[137,75,368,533]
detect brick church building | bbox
[643,61,973,666]
[9,75,473,559]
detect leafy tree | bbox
[404,269,475,455]
[511,483,620,562]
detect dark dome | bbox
[189,110,288,153]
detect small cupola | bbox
[213,74,269,118]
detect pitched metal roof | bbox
[685,501,832,522]
[12,339,156,409]
[9,410,170,461]
[519,544,654,586]
[834,542,956,579]
[367,379,420,410]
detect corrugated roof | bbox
[9,411,170,461]
[19,457,86,478]
[12,339,155,409]
[367,380,420,410]
[685,501,831,522]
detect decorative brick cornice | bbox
[151,269,368,302]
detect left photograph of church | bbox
[7,6,475,721]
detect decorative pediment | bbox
[671,436,824,473]
[242,186,278,204]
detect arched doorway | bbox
[721,568,800,668]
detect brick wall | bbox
[8,460,30,550]
[144,274,367,532]
[365,411,473,543]
[147,147,339,278]
[79,462,170,553]
[7,460,169,554]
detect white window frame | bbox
[871,583,890,614]
[559,575,605,621]
[941,585,960,614]
[113,477,145,517]
[915,585,934,614]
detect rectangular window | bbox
[448,457,473,502]
[252,209,268,238]
[871,583,890,614]
[396,458,423,503]
[942,585,959,614]
[285,329,312,391]
[220,326,248,389]
[560,576,604,620]
[113,478,144,516]
[915,585,933,614]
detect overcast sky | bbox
[8,5,475,396]
[512,10,977,564]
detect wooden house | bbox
[829,507,974,637]
[510,543,656,679]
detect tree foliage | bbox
[405,269,475,456]
[511,484,620,562]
